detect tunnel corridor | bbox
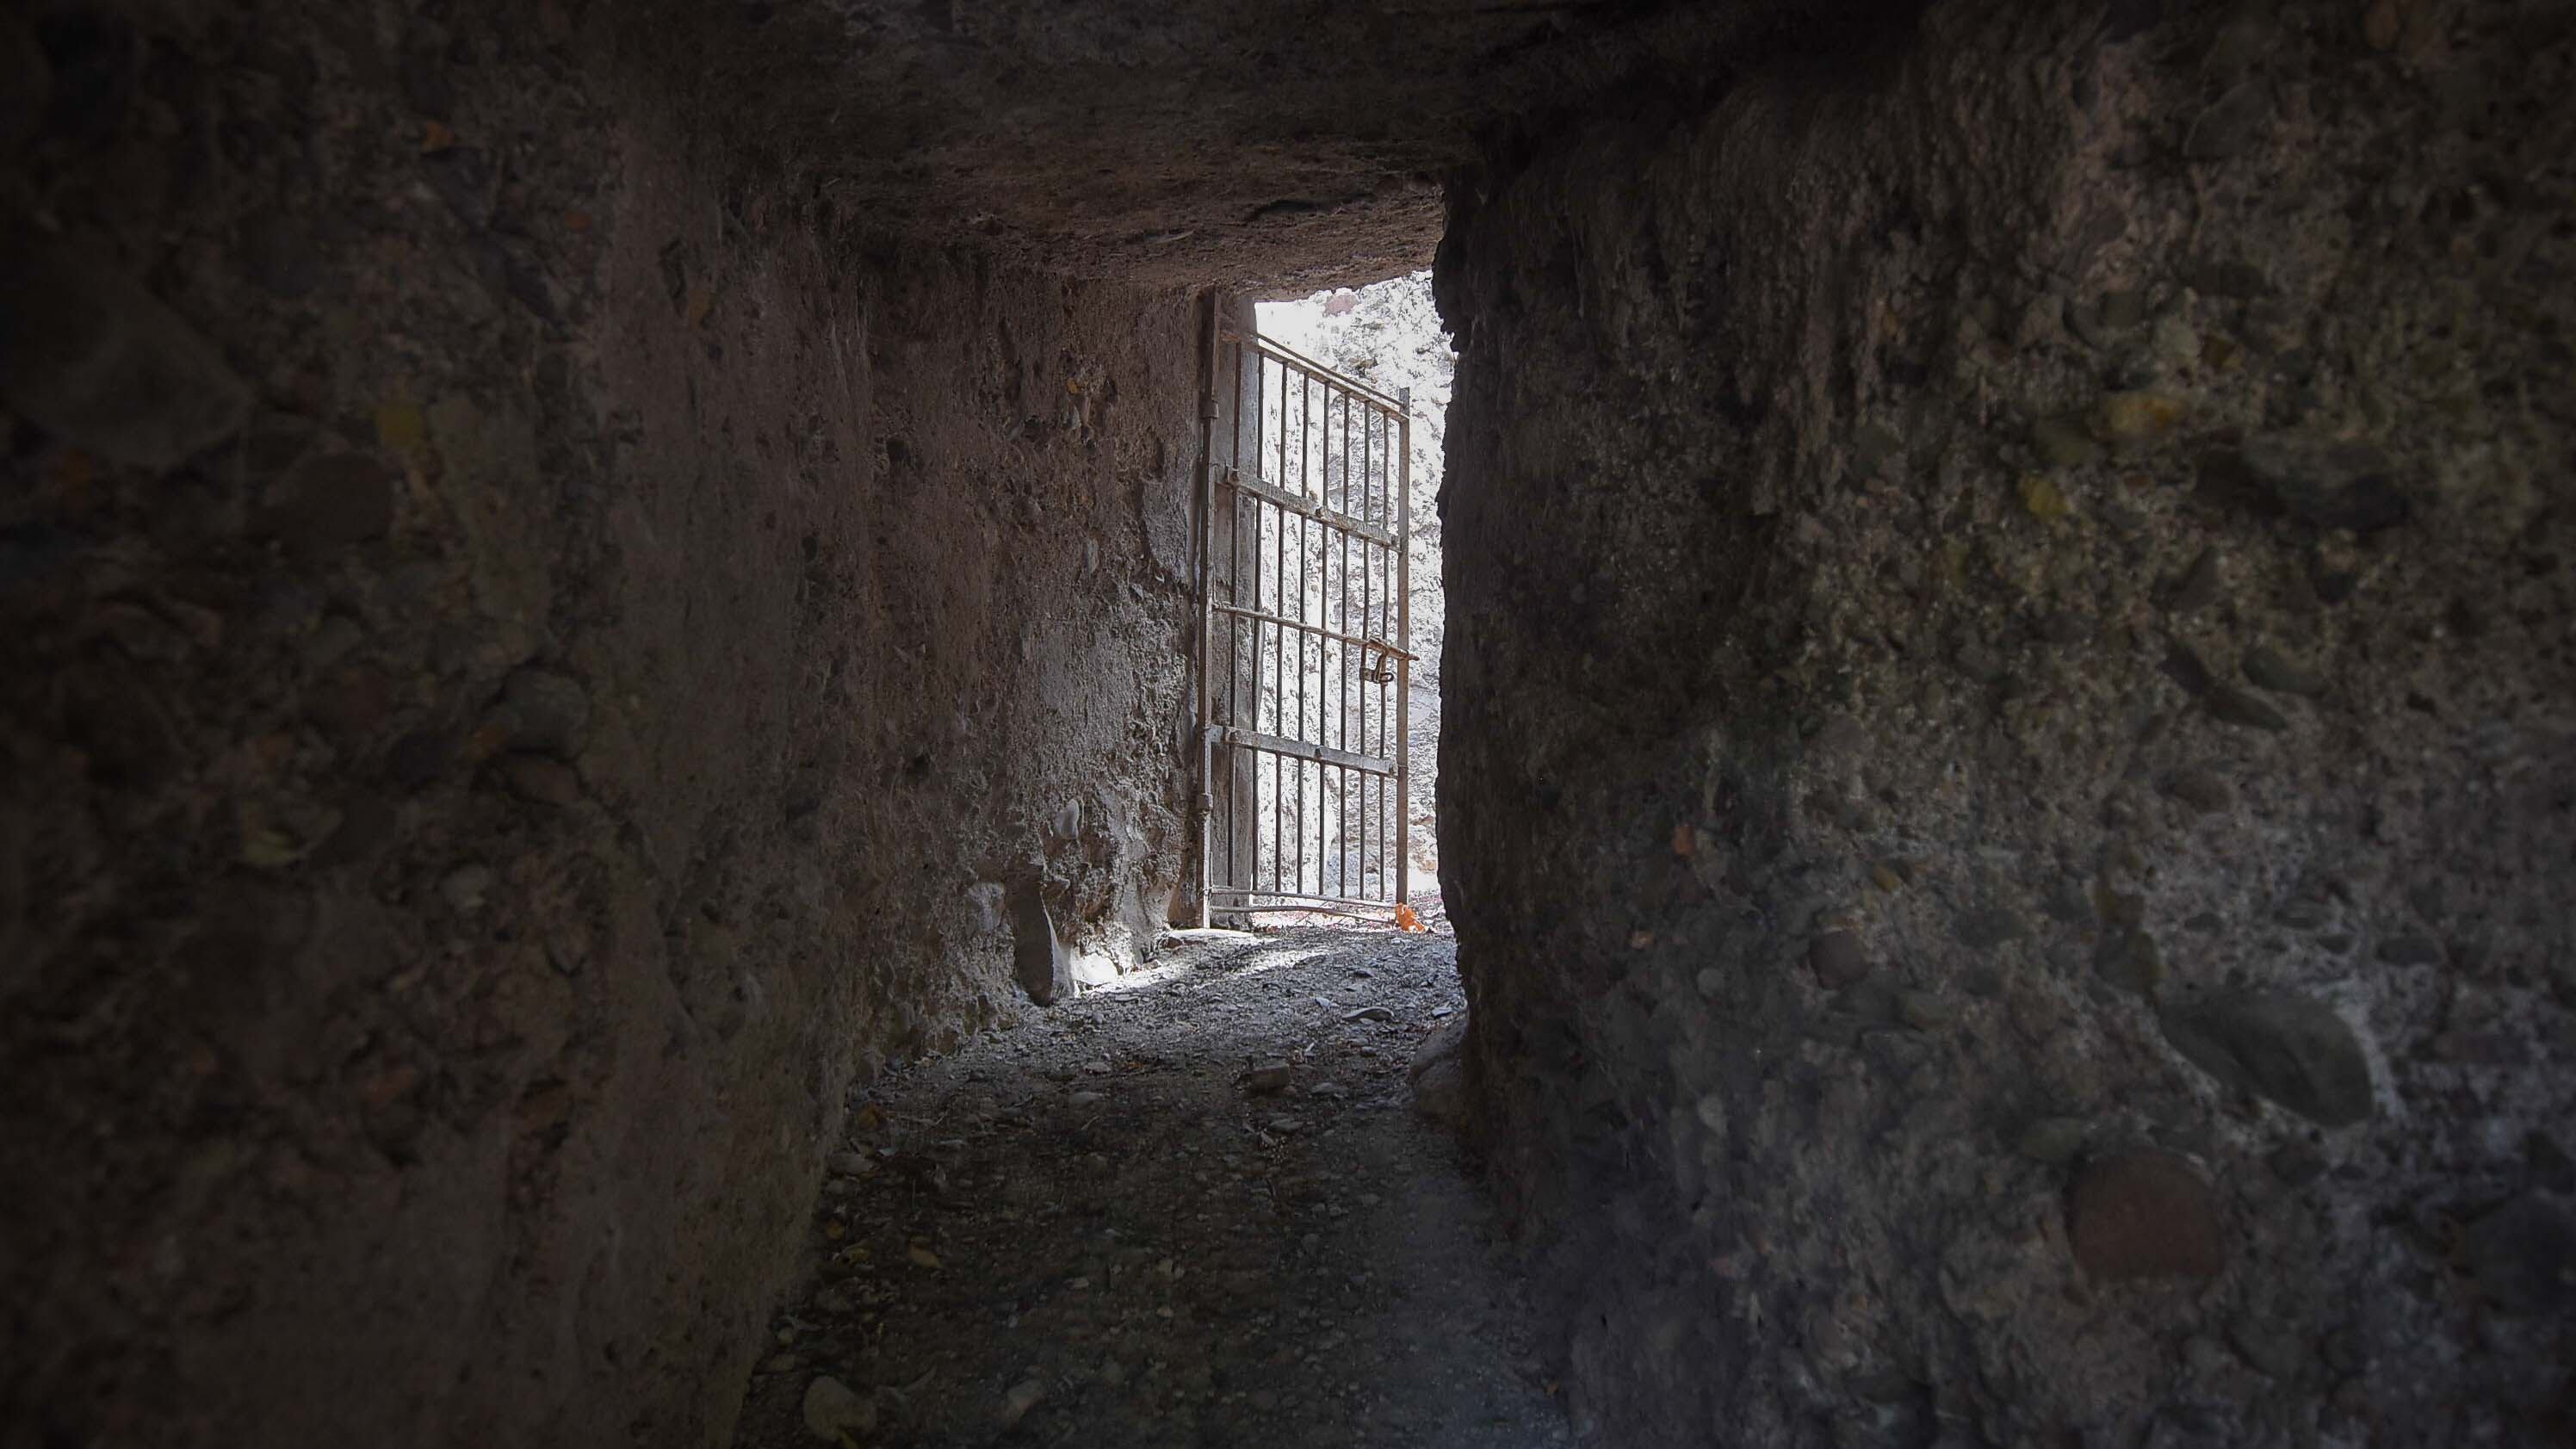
[4,1,2573,1447]
[734,927,1552,1448]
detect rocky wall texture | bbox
[0,3,1198,1443]
[641,0,1892,293]
[1435,0,2576,1444]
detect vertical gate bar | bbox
[1315,380,1327,897]
[1359,399,1380,897]
[1297,379,1318,892]
[1359,402,1380,902]
[1288,371,1308,892]
[1192,292,1217,928]
[1226,326,1245,899]
[1322,381,1334,898]
[1338,387,1352,900]
[1272,357,1285,895]
[1251,359,1267,895]
[1288,366,1308,892]
[1396,390,1413,908]
[1328,384,1349,902]
[1295,368,1310,898]
[1309,381,1317,899]
[1359,398,1375,900]
[1254,356,1266,895]
[1377,404,1391,903]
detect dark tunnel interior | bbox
[3,1,2573,1445]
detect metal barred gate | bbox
[1192,299,1412,921]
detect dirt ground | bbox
[734,922,1569,1448]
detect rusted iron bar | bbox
[1217,725,1396,779]
[1221,466,1396,548]
[1224,331,1411,413]
[1396,387,1412,909]
[1210,601,1414,661]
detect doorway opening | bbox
[1193,273,1452,932]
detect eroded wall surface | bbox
[0,3,1197,1442]
[630,0,1865,291]
[1437,1,2575,1442]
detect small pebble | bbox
[999,1377,1047,1429]
[500,753,582,806]
[2165,548,2221,614]
[2230,1316,2309,1378]
[441,863,493,914]
[2375,934,2441,966]
[2030,415,2100,468]
[1953,907,2028,950]
[802,1377,876,1444]
[1809,930,1870,989]
[497,666,590,758]
[2242,644,2326,697]
[2207,684,2288,732]
[2094,390,2185,439]
[2018,474,2070,520]
[2162,766,2232,814]
[2151,315,2200,369]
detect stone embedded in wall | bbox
[2161,990,2376,1128]
[262,452,400,556]
[2067,1149,2227,1282]
[490,666,591,759]
[1807,928,1869,988]
[0,229,251,469]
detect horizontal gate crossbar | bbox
[1221,331,1411,412]
[1217,725,1396,778]
[1211,600,1415,662]
[1221,467,1398,548]
[1203,890,1402,920]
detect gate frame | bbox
[1191,293,1411,924]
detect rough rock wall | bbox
[0,3,1197,1444]
[1436,1,2576,1444]
[647,0,1892,292]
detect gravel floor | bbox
[734,924,1570,1448]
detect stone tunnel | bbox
[3,0,2571,1445]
